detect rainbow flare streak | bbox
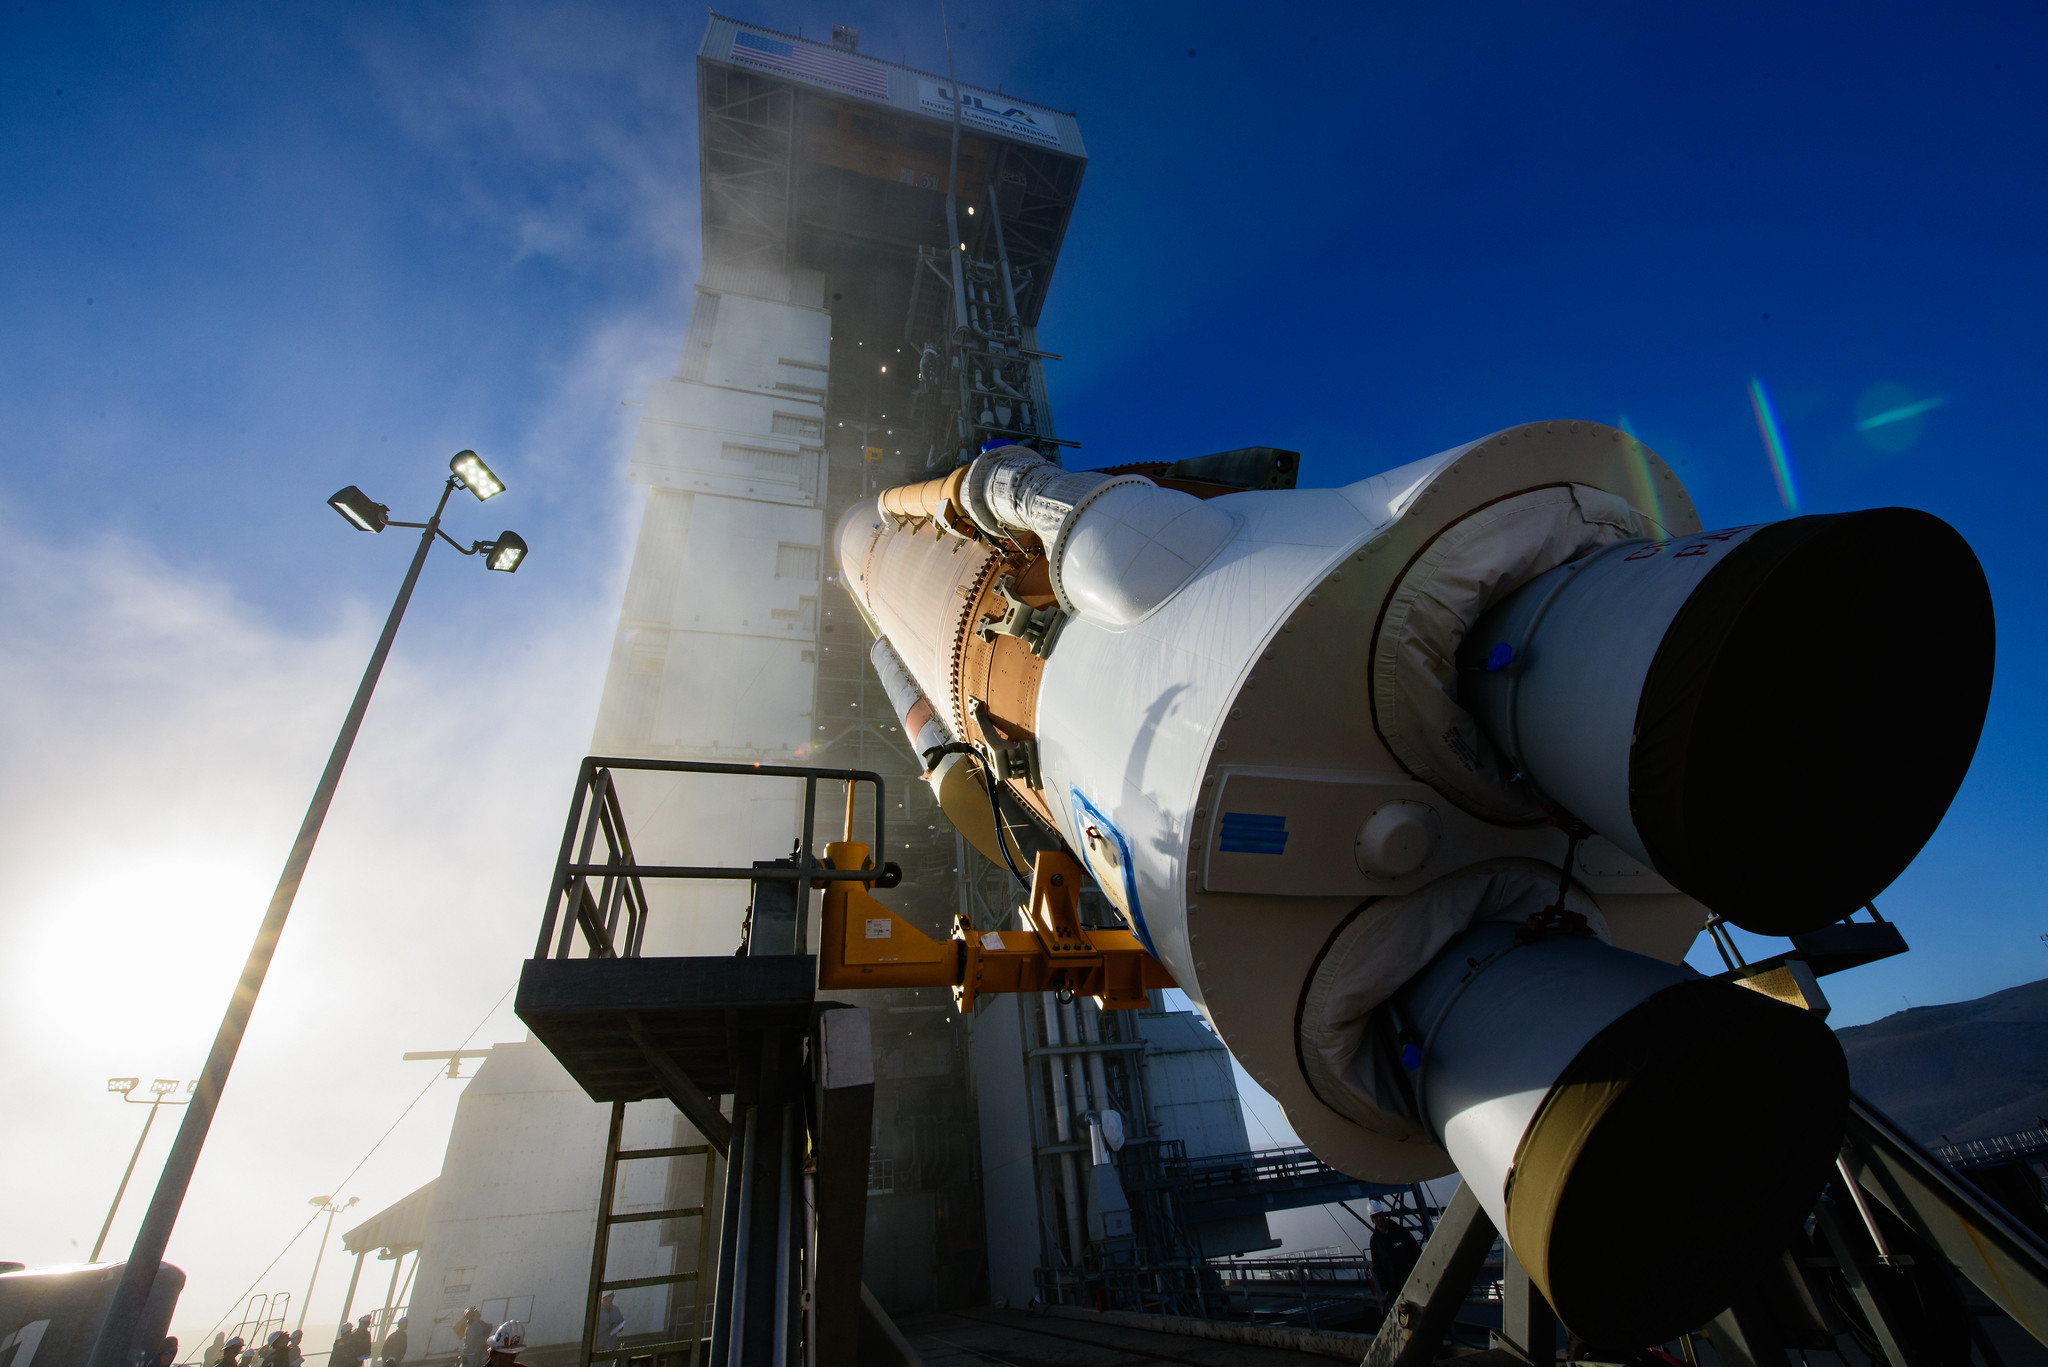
[1615,414,1671,534]
[1857,395,1948,431]
[1748,377,1800,511]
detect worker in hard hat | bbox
[484,1321,527,1367]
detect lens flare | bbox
[1857,395,1948,432]
[1615,414,1672,534]
[1855,384,1948,455]
[1748,378,1800,511]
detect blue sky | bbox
[4,0,2044,1340]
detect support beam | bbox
[812,1008,876,1354]
[858,1284,924,1367]
[336,1250,366,1337]
[628,1018,732,1156]
[1362,1184,1498,1367]
[1706,1290,1794,1367]
[1815,1198,1912,1367]
[1500,1250,1557,1364]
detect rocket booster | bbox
[835,427,1993,1344]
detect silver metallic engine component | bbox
[1369,483,1654,824]
[869,636,951,761]
[958,445,1131,546]
[960,445,1232,622]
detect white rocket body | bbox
[836,424,1992,1343]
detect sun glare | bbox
[10,848,278,1060]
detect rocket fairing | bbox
[835,428,1994,1344]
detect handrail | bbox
[535,756,887,960]
[1934,1126,2048,1171]
[1845,1094,2048,1345]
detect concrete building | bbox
[398,1050,700,1357]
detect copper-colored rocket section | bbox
[877,467,978,538]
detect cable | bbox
[971,753,1031,891]
[923,742,1031,891]
[185,983,517,1357]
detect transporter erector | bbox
[828,425,1994,1344]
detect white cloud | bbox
[349,2,705,280]
[0,518,616,1347]
[0,8,725,1348]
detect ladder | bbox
[581,1103,720,1367]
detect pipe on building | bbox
[1041,994,1085,1269]
[1078,1000,1110,1119]
[725,1106,758,1367]
[987,184,1022,335]
[1059,999,1091,1131]
[772,1102,796,1367]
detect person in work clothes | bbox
[1369,1205,1424,1310]
[457,1308,491,1367]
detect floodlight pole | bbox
[299,1199,354,1334]
[90,478,462,1367]
[90,1090,188,1263]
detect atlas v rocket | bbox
[834,426,1994,1345]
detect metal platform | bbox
[514,757,899,1366]
[516,954,819,1102]
[1130,1145,1413,1228]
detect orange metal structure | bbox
[816,841,1175,1010]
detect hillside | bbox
[1836,977,2048,1145]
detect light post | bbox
[91,1079,195,1263]
[89,451,529,1367]
[299,1196,358,1334]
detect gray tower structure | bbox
[403,17,1271,1352]
[554,13,1093,1322]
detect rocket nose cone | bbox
[834,497,883,611]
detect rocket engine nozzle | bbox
[1460,507,1994,934]
[1390,918,1847,1346]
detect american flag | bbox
[729,30,889,101]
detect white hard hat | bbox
[487,1321,526,1351]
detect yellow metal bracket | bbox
[816,842,1175,1011]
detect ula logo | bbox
[934,83,1045,130]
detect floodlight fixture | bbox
[450,449,505,501]
[300,1194,359,1334]
[94,1073,195,1263]
[485,532,528,573]
[328,486,390,533]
